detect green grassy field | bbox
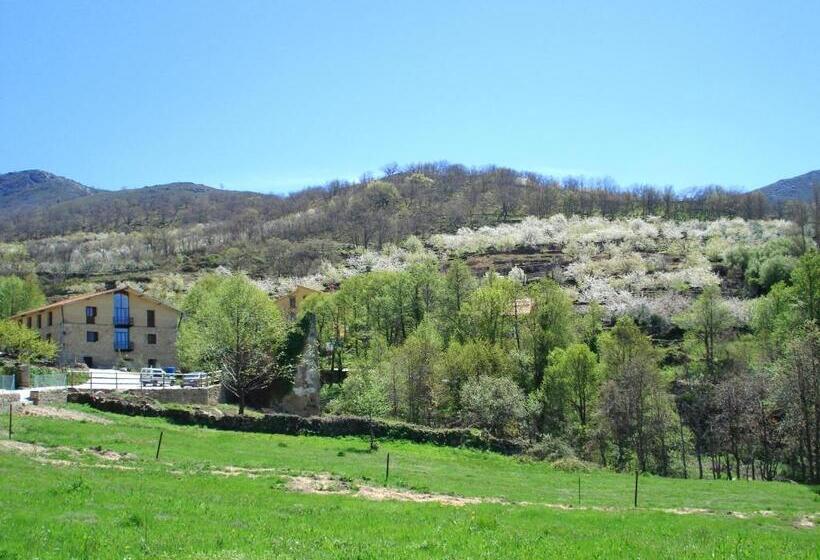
[0,405,817,559]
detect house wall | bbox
[275,285,319,321]
[15,289,180,369]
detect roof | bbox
[9,286,181,319]
[273,284,322,300]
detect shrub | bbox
[551,457,595,472]
[527,435,576,462]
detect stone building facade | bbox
[11,286,181,369]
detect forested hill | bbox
[754,169,819,203]
[0,163,800,245]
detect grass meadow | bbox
[0,404,817,559]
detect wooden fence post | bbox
[385,452,390,485]
[155,431,164,460]
[634,470,639,508]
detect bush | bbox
[551,457,595,473]
[527,435,576,462]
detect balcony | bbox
[113,342,134,352]
[113,314,134,327]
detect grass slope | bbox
[0,405,817,559]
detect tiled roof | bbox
[9,286,180,319]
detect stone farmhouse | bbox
[11,286,181,369]
[275,284,320,321]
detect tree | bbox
[676,285,735,380]
[390,320,441,424]
[525,278,574,388]
[547,343,599,428]
[597,317,672,473]
[177,273,288,414]
[0,275,46,319]
[328,366,389,450]
[0,320,57,362]
[441,259,477,342]
[460,376,528,438]
[775,326,820,483]
[460,273,516,345]
[792,251,819,324]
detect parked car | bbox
[140,367,175,387]
[181,371,210,387]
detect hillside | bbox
[755,169,819,203]
[0,170,97,214]
[0,163,784,245]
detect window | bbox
[147,309,155,328]
[86,331,99,343]
[26,317,32,328]
[83,356,94,368]
[86,306,97,324]
[45,333,52,341]
[37,315,42,328]
[147,359,157,368]
[147,333,157,345]
[114,328,130,351]
[113,292,130,326]
[48,311,53,326]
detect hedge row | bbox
[68,392,527,455]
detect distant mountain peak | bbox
[0,169,97,213]
[755,170,819,203]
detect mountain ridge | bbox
[753,169,819,203]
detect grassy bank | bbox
[0,405,816,559]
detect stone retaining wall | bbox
[29,390,68,406]
[0,392,22,412]
[68,391,527,456]
[122,385,223,405]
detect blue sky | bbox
[1,1,818,193]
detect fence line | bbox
[0,375,14,391]
[30,373,67,388]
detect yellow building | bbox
[11,286,181,369]
[275,285,320,321]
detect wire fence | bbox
[0,375,14,391]
[0,368,216,392]
[30,373,68,388]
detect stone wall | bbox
[68,391,527,456]
[123,385,222,405]
[29,390,68,406]
[0,392,22,412]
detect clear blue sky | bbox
[1,1,818,193]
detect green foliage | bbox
[0,274,46,318]
[0,319,57,362]
[525,278,575,388]
[460,376,528,438]
[460,272,517,345]
[546,343,599,427]
[674,285,734,378]
[177,273,288,412]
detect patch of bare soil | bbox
[356,485,483,506]
[0,440,52,455]
[792,517,815,529]
[0,439,136,469]
[286,473,484,506]
[287,474,351,494]
[86,445,136,461]
[22,405,112,424]
[211,466,279,478]
[663,507,713,516]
